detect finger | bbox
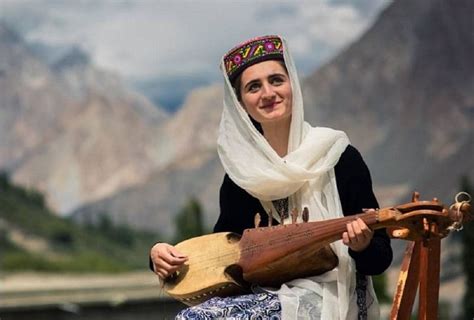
[346,222,356,241]
[355,220,372,244]
[155,259,182,274]
[357,218,373,238]
[155,265,169,278]
[351,220,364,242]
[353,219,371,243]
[159,251,188,266]
[155,264,181,276]
[342,232,350,246]
[168,246,188,259]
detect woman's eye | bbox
[271,77,284,85]
[248,83,260,92]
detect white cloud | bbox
[0,0,389,80]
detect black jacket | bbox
[213,145,392,275]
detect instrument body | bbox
[164,232,247,305]
[164,232,338,305]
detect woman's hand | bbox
[150,243,188,280]
[342,215,374,252]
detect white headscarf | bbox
[217,36,378,319]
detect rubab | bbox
[163,193,471,306]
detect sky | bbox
[0,0,390,110]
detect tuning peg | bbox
[291,208,298,224]
[411,192,420,202]
[268,209,273,227]
[254,213,261,228]
[302,207,309,222]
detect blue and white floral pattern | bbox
[175,292,281,319]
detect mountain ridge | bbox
[0,22,171,213]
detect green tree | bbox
[173,197,205,243]
[372,274,390,303]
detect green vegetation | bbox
[173,197,207,243]
[0,172,160,273]
[372,273,390,303]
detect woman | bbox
[150,35,392,319]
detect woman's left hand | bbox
[342,216,374,252]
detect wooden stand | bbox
[390,231,441,319]
[388,191,472,319]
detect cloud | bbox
[0,0,388,80]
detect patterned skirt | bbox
[175,273,372,319]
[175,292,281,319]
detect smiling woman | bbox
[240,61,292,123]
[237,61,293,157]
[149,35,392,320]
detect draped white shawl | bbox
[217,36,378,319]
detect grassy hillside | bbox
[0,173,161,272]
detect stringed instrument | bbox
[163,194,471,306]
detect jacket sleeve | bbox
[337,145,393,275]
[149,255,155,272]
[213,175,233,233]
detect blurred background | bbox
[0,0,472,319]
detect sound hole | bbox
[165,264,190,284]
[224,264,248,287]
[226,232,242,243]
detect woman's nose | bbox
[261,83,276,99]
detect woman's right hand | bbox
[150,243,188,280]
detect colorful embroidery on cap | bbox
[224,35,283,81]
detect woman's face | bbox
[239,60,292,126]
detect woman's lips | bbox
[260,101,281,109]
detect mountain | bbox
[302,0,473,205]
[3,0,472,239]
[0,23,170,213]
[2,1,471,315]
[0,24,73,170]
[133,75,213,113]
[73,0,473,236]
[73,85,225,237]
[162,84,223,161]
[73,152,223,238]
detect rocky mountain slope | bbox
[0,25,72,169]
[73,85,224,235]
[0,24,170,213]
[1,0,472,238]
[73,0,473,237]
[1,2,471,315]
[302,0,473,206]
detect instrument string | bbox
[167,201,462,294]
[172,207,447,275]
[172,213,377,275]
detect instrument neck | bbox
[238,211,379,273]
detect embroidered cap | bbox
[223,35,284,82]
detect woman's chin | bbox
[258,112,291,125]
